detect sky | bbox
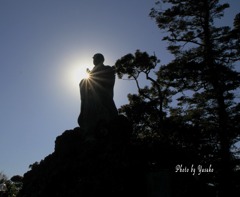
[0,0,239,178]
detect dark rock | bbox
[18,115,147,197]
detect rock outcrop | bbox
[18,115,147,197]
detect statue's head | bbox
[93,53,104,66]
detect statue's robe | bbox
[78,65,118,134]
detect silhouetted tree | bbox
[149,0,240,196]
[0,172,22,197]
[115,0,239,196]
[115,51,172,140]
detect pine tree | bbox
[150,0,240,196]
[115,50,179,142]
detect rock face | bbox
[18,115,147,197]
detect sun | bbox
[66,58,93,86]
[84,69,91,79]
[75,67,91,81]
[60,54,94,97]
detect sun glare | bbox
[67,58,93,86]
[84,69,90,79]
[61,54,94,97]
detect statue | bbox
[78,53,118,136]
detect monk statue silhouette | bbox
[78,53,118,137]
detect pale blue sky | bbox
[0,0,239,178]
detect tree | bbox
[115,50,174,141]
[0,172,22,197]
[115,0,240,196]
[149,0,240,196]
[0,173,7,183]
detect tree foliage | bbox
[0,172,22,197]
[115,0,240,196]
